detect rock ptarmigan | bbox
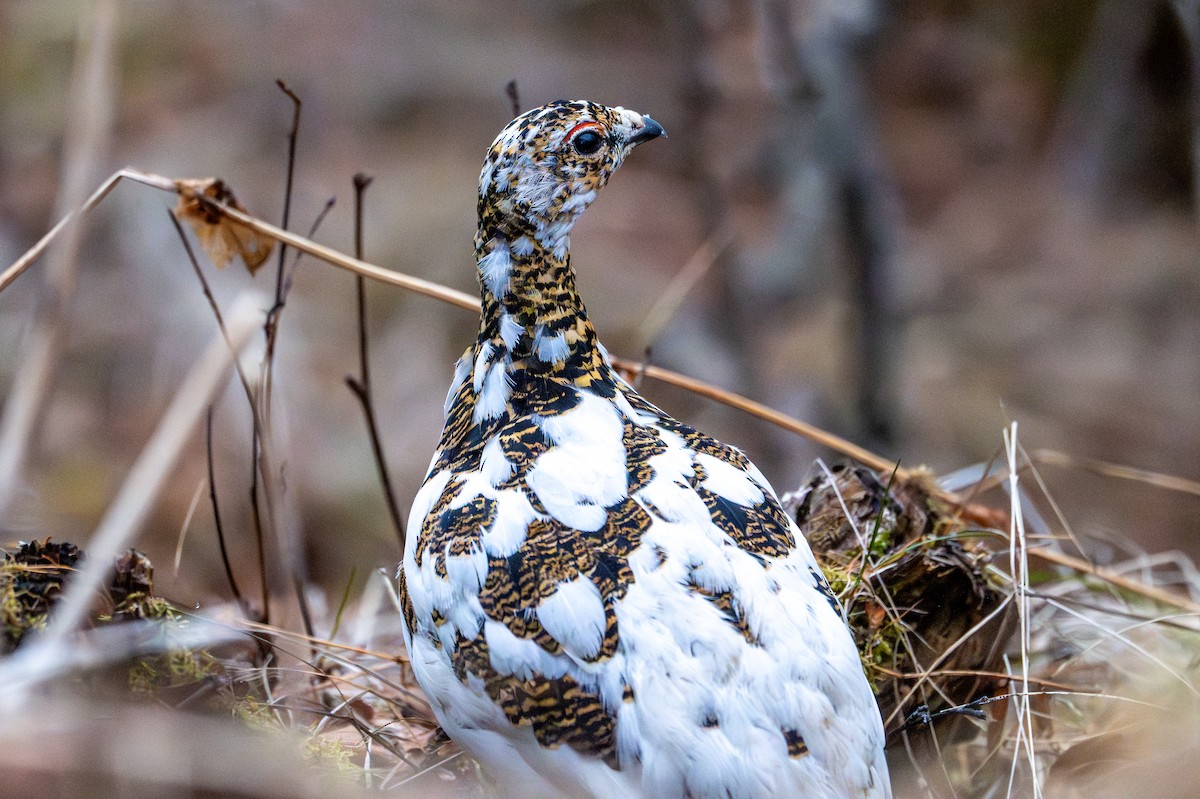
[399,100,891,799]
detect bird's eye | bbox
[571,130,603,156]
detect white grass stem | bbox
[1003,422,1042,799]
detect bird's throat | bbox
[474,235,608,384]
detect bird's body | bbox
[400,100,890,799]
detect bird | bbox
[399,100,891,799]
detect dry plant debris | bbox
[1,538,83,651]
[175,178,276,274]
[789,465,1013,730]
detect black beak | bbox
[629,116,667,145]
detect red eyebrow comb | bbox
[565,120,604,140]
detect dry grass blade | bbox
[631,231,731,351]
[1029,548,1200,615]
[0,169,176,295]
[617,360,899,472]
[1033,448,1200,497]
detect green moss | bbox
[231,695,281,731]
[119,598,218,695]
[1,539,81,652]
[305,736,356,773]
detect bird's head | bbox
[477,100,666,252]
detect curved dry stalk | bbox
[0,169,175,294]
[610,358,900,473]
[11,168,1200,626]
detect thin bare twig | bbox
[249,428,271,623]
[271,80,302,314]
[505,79,521,116]
[344,173,407,551]
[259,82,314,640]
[207,406,248,612]
[632,231,732,352]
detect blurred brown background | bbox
[0,0,1197,605]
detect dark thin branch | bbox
[249,424,271,623]
[896,695,994,735]
[280,196,337,301]
[263,81,304,384]
[505,79,521,116]
[272,80,302,310]
[258,81,318,641]
[345,172,407,551]
[166,207,267,621]
[207,405,247,612]
[354,174,373,390]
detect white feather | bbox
[695,452,764,506]
[484,620,567,680]
[480,434,514,486]
[533,327,570,364]
[445,588,485,638]
[499,312,523,350]
[444,539,489,598]
[482,489,538,557]
[536,576,606,661]
[511,235,535,256]
[474,358,511,423]
[526,392,627,531]
[479,243,513,296]
[405,470,451,561]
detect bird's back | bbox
[401,360,889,798]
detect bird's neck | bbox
[473,228,610,385]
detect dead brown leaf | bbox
[175,178,274,274]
